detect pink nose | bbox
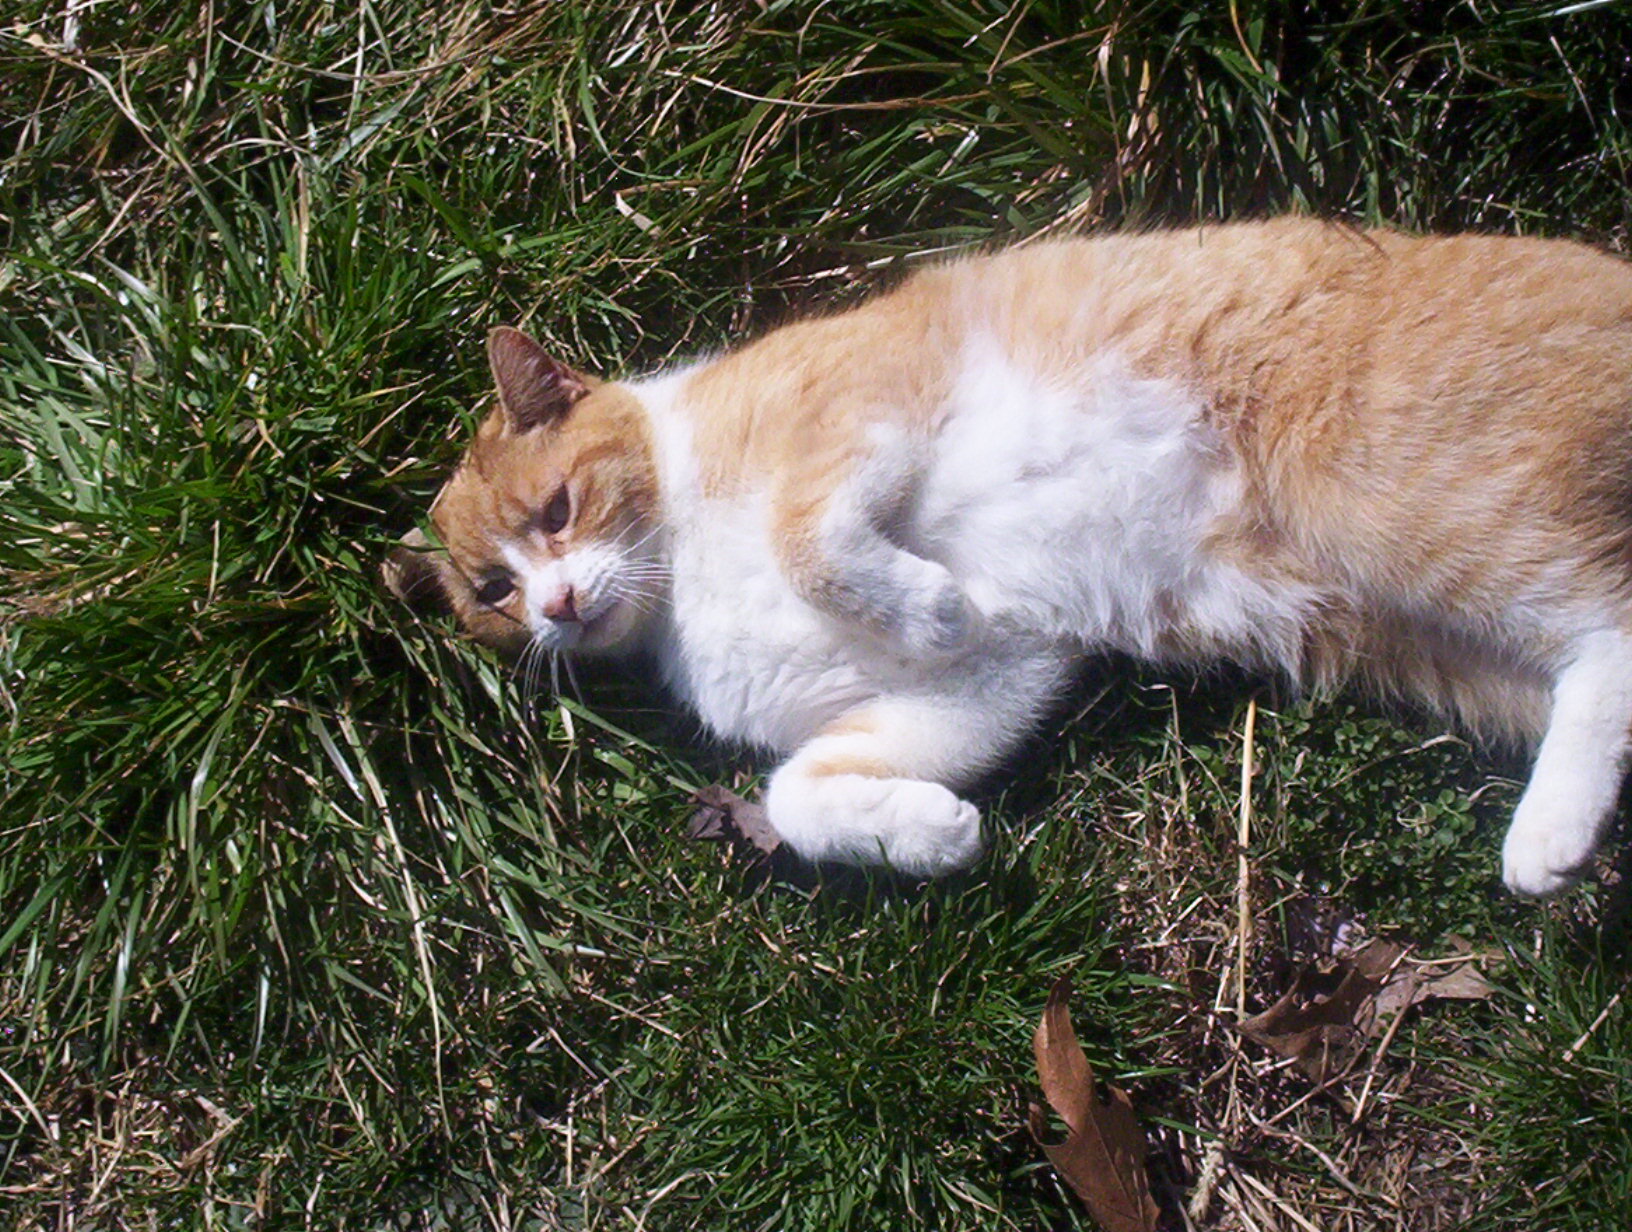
[541,586,578,622]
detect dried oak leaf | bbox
[686,785,782,854]
[1238,949,1392,1083]
[1240,939,1495,1083]
[1364,938,1495,1030]
[1030,976,1159,1232]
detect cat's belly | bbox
[914,345,1315,667]
[651,347,1320,752]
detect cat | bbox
[386,217,1632,896]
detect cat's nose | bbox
[541,585,578,623]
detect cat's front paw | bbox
[891,558,974,656]
[1501,810,1597,897]
[876,780,985,876]
[763,770,985,877]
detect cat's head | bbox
[385,326,664,656]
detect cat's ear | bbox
[382,527,456,616]
[382,527,530,652]
[487,326,591,433]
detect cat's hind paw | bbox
[875,781,985,876]
[1500,815,1597,897]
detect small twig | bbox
[1351,949,1414,1125]
[576,988,682,1040]
[0,1063,51,1141]
[1350,1008,1407,1125]
[1217,1172,1270,1232]
[1250,1111,1391,1205]
[658,70,986,113]
[1228,0,1266,74]
[177,1112,243,1173]
[1187,1138,1226,1223]
[1563,977,1628,1063]
[1258,1073,1342,1128]
[1235,1167,1325,1232]
[633,1171,707,1230]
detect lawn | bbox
[3,2,1630,1228]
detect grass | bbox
[2,0,1631,1227]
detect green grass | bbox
[3,1,1631,1227]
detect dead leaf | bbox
[1366,941,1494,1029]
[1285,894,1366,960]
[1238,957,1386,1084]
[1030,976,1159,1232]
[686,785,782,854]
[1240,939,1495,1082]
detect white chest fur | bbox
[632,371,896,750]
[658,496,894,748]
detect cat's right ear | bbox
[487,326,592,433]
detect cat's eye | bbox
[540,485,571,536]
[474,575,515,606]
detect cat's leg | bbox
[764,665,1061,876]
[773,434,972,656]
[764,701,992,876]
[1502,627,1632,895]
[788,530,972,656]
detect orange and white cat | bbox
[390,218,1632,895]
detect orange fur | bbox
[422,372,659,649]
[414,221,1632,729]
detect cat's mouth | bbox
[544,599,620,651]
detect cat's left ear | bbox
[382,527,456,616]
[487,326,592,433]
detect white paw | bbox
[764,771,985,877]
[877,780,985,877]
[893,559,974,656]
[1501,815,1598,897]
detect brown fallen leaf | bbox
[686,785,782,855]
[1030,976,1159,1232]
[1238,957,1385,1084]
[1366,939,1494,1029]
[1239,939,1495,1083]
